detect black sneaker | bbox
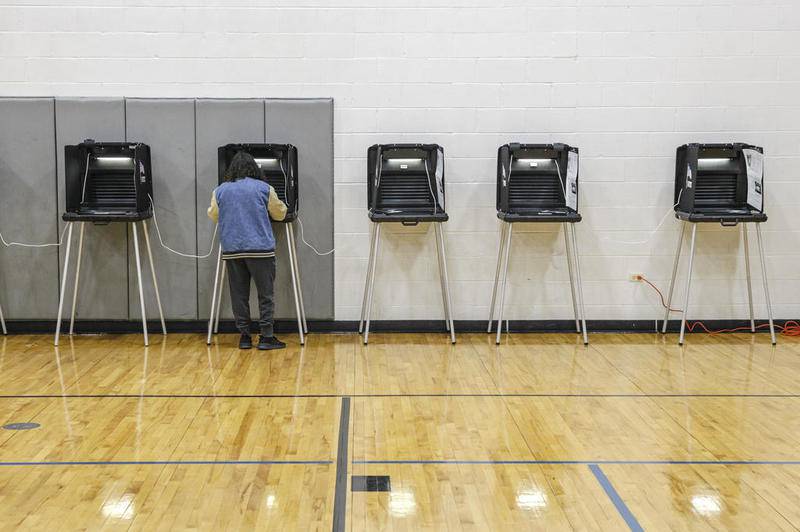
[258,335,286,350]
[239,334,252,350]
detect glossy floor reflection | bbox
[0,332,798,530]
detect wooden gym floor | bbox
[0,332,799,530]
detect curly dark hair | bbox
[225,151,262,182]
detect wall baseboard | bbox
[1,319,789,335]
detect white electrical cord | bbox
[148,194,218,259]
[554,159,567,198]
[277,158,334,256]
[296,216,335,256]
[80,152,90,202]
[423,158,438,214]
[0,224,69,248]
[278,158,289,201]
[150,191,332,259]
[0,153,84,248]
[593,189,684,246]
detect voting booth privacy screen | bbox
[496,143,579,218]
[218,143,299,221]
[63,141,153,222]
[674,143,766,220]
[367,143,446,222]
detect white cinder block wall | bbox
[2,1,799,323]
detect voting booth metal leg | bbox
[359,223,377,335]
[662,223,686,334]
[288,223,308,335]
[563,223,580,334]
[742,224,756,333]
[142,220,167,336]
[214,265,225,335]
[434,223,451,333]
[206,245,223,345]
[434,228,449,332]
[0,298,6,335]
[487,222,509,333]
[363,223,381,345]
[495,222,513,345]
[436,223,456,344]
[131,222,149,347]
[54,222,75,346]
[668,222,774,345]
[285,224,305,346]
[678,223,698,345]
[207,228,307,345]
[568,223,589,345]
[68,222,85,336]
[755,223,777,345]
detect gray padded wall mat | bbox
[0,98,59,318]
[195,99,265,320]
[266,99,334,320]
[126,99,198,320]
[0,97,334,322]
[56,98,129,320]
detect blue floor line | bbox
[354,459,800,465]
[589,464,644,532]
[0,460,333,466]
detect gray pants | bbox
[225,257,276,337]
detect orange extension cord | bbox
[639,275,800,337]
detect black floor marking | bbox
[351,475,391,492]
[332,397,350,532]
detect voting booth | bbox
[56,140,166,346]
[360,144,455,344]
[663,143,776,344]
[207,144,307,345]
[217,143,299,220]
[489,143,588,344]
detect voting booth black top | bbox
[63,141,153,222]
[674,143,767,224]
[218,144,299,222]
[367,144,448,223]
[496,143,581,222]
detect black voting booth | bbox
[674,143,767,223]
[663,143,776,344]
[496,143,582,222]
[55,140,166,346]
[367,144,448,223]
[63,142,153,221]
[360,144,455,344]
[217,143,299,221]
[489,143,588,344]
[207,144,307,345]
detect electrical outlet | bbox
[629,273,644,282]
